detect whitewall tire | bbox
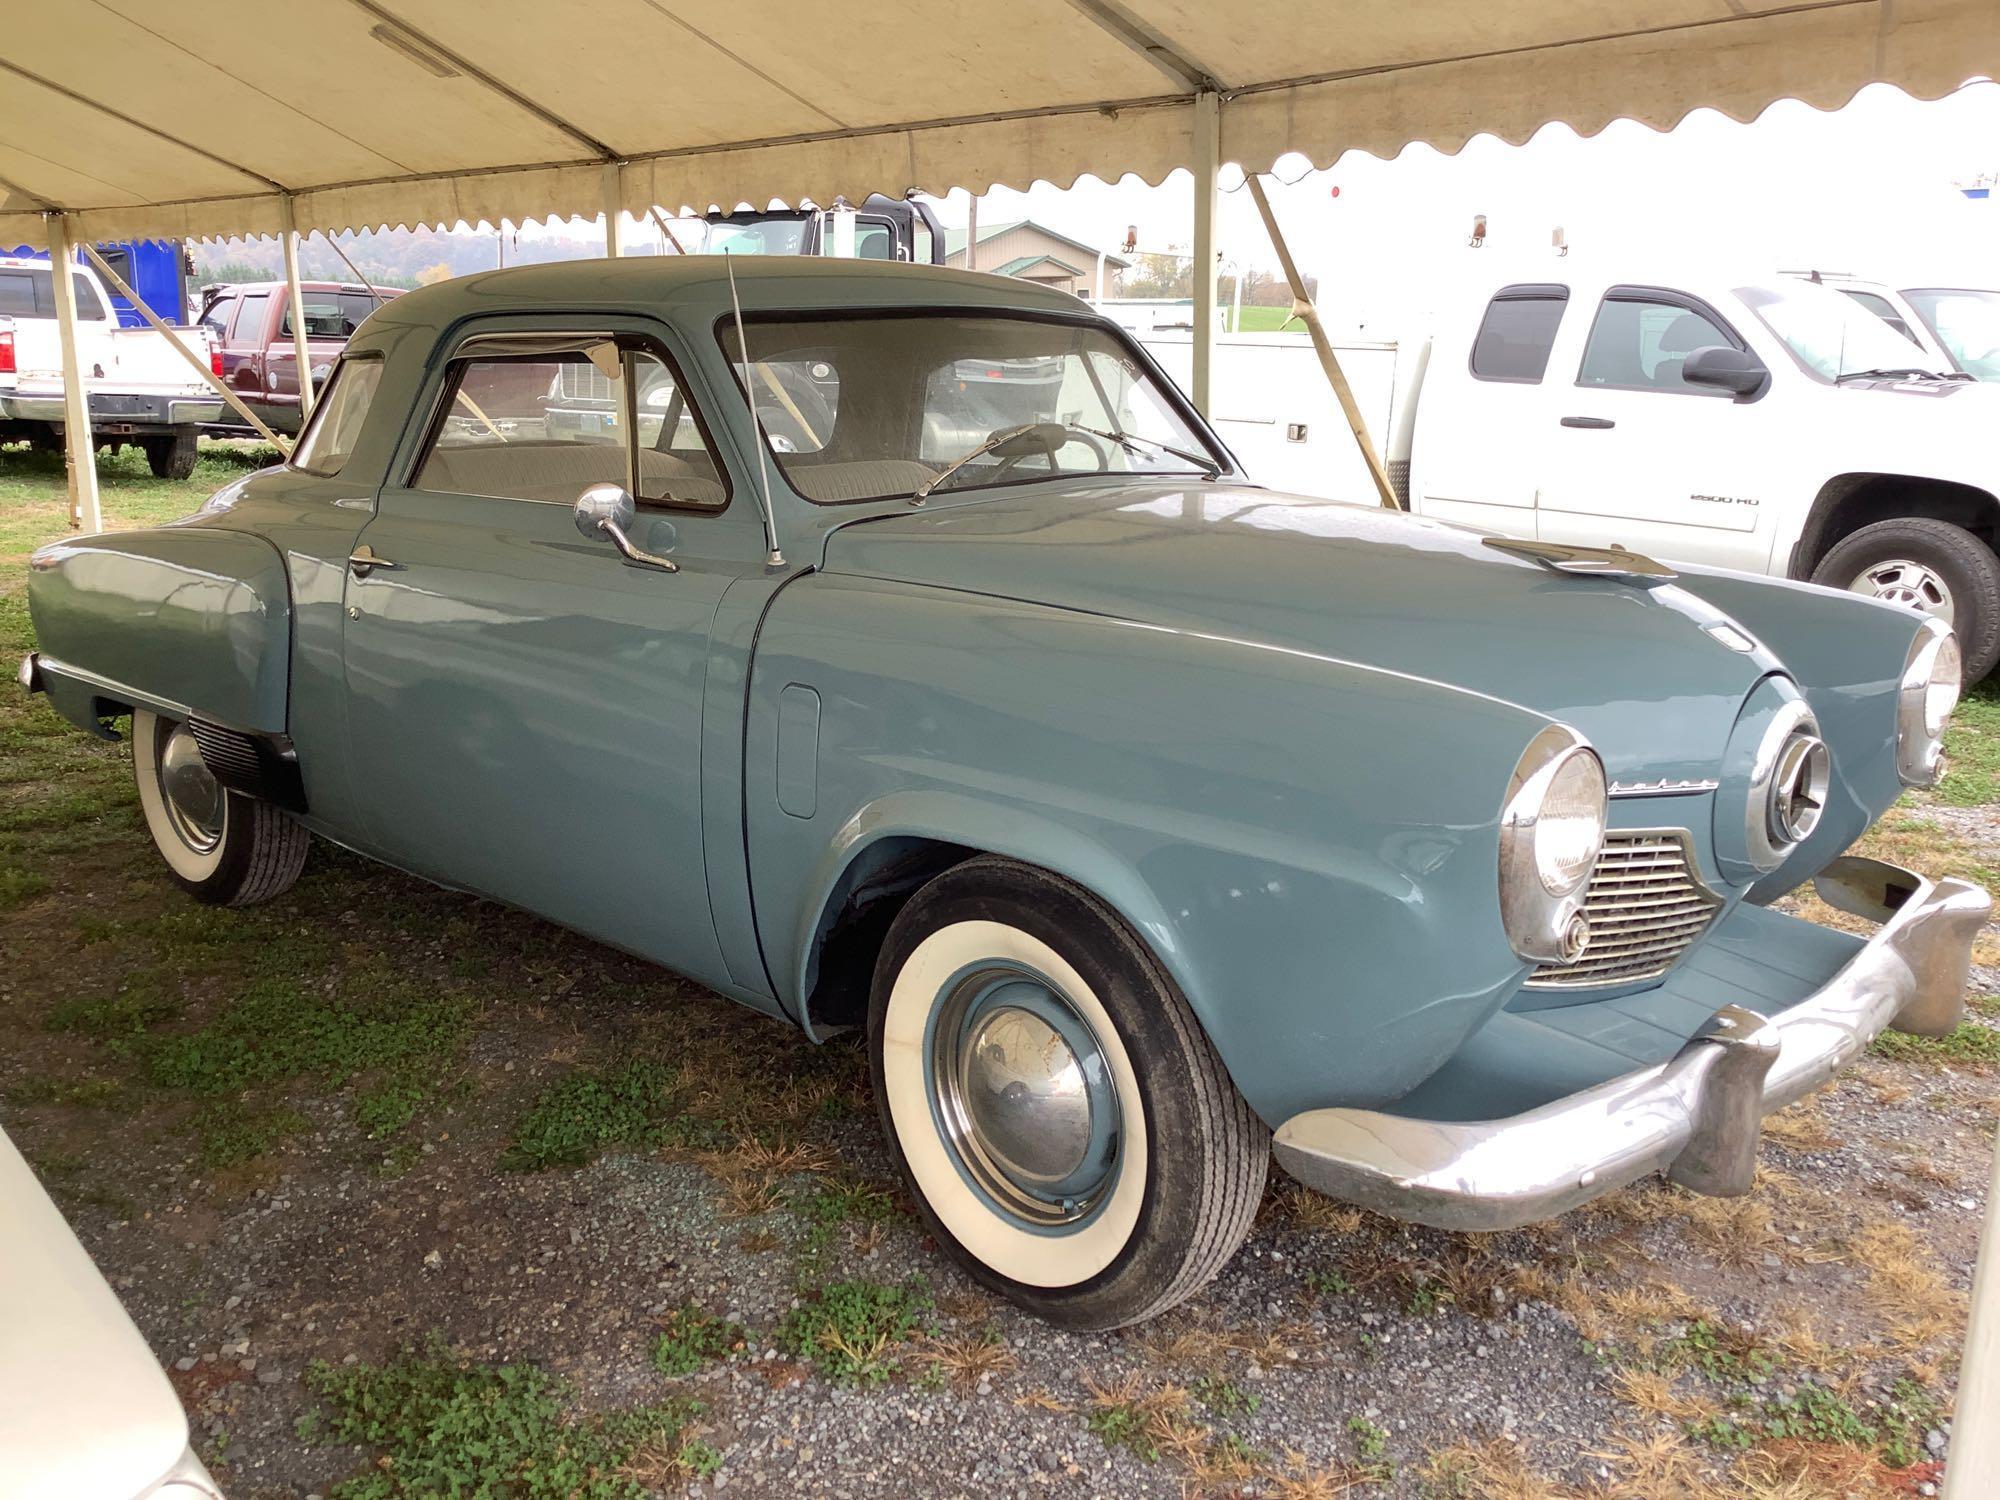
[868,856,1267,1329]
[132,710,309,906]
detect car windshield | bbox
[1738,278,1956,381]
[724,313,1227,504]
[1903,288,2000,380]
[698,218,811,255]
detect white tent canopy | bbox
[3,0,1998,249]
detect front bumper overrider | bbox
[1273,856,1990,1230]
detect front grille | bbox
[1526,829,1722,989]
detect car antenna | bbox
[725,251,786,569]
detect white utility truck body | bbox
[0,255,224,477]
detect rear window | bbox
[0,265,107,320]
[291,356,383,477]
[1470,286,1568,381]
[282,291,384,339]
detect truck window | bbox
[232,292,270,339]
[281,292,380,339]
[199,295,237,338]
[0,266,108,320]
[292,356,383,478]
[1578,292,1738,393]
[1838,289,1920,345]
[854,220,895,260]
[1469,286,1568,381]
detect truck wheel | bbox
[142,432,199,480]
[131,710,309,906]
[868,856,1267,1329]
[1813,517,2000,681]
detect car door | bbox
[1533,286,1775,569]
[339,323,752,991]
[1411,283,1569,536]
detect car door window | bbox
[291,357,383,477]
[1470,285,1568,381]
[1578,292,1739,393]
[232,292,269,340]
[854,219,896,260]
[414,338,728,509]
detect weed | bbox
[0,866,50,907]
[918,1328,1018,1393]
[777,1279,931,1386]
[1193,1374,1261,1416]
[299,1336,707,1499]
[190,1103,311,1168]
[1347,1414,1390,1461]
[1305,1267,1354,1298]
[6,1074,123,1108]
[502,1059,675,1170]
[794,1178,900,1259]
[1658,1318,1779,1383]
[651,1305,747,1377]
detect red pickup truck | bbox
[197,281,399,436]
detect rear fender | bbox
[26,526,291,737]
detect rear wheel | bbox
[1812,516,2000,681]
[132,710,308,905]
[142,432,198,480]
[868,856,1267,1329]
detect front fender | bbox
[26,525,291,736]
[746,574,1557,1127]
[1668,563,1919,900]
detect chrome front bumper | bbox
[1273,857,1991,1230]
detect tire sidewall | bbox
[1814,517,2000,680]
[132,709,254,902]
[867,860,1223,1328]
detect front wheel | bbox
[868,857,1267,1329]
[132,710,309,905]
[1812,516,2000,681]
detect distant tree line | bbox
[1117,250,1313,306]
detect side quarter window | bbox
[291,357,384,477]
[1469,285,1568,382]
[1578,290,1741,393]
[412,338,729,509]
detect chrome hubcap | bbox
[930,969,1119,1227]
[1849,558,1955,625]
[156,722,223,853]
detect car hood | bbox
[820,481,1776,782]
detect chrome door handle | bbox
[347,544,401,578]
[1560,415,1616,429]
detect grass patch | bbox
[0,867,51,907]
[1872,1019,2000,1068]
[501,1059,678,1171]
[794,1178,901,1260]
[1934,676,2000,807]
[778,1278,932,1386]
[299,1337,712,1499]
[651,1304,748,1377]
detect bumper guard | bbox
[1272,857,1990,1230]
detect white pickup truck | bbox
[1388,267,2000,678]
[0,255,224,478]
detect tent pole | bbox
[1945,1121,2000,1499]
[280,199,315,424]
[43,213,100,533]
[1190,90,1219,416]
[1244,174,1400,510]
[604,163,625,257]
[78,242,291,452]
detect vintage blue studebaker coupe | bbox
[20,258,1990,1328]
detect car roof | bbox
[354,254,1090,349]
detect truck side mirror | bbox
[1681,345,1768,399]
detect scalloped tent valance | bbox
[1,0,1996,250]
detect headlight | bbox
[1744,698,1829,872]
[1499,724,1607,964]
[1897,619,1960,788]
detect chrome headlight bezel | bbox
[1499,724,1608,964]
[1743,698,1829,873]
[1896,618,1960,788]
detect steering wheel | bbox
[989,422,1113,481]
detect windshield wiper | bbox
[913,422,1064,503]
[1071,423,1221,477]
[1834,366,1961,383]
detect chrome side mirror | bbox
[573,483,678,573]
